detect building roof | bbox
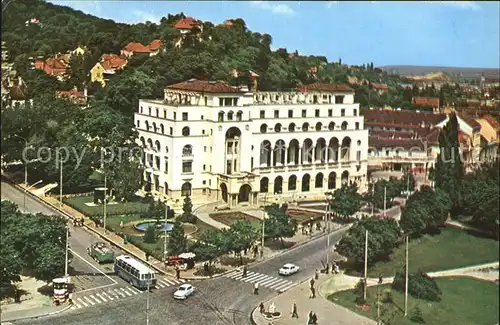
[297,83,353,93]
[458,112,481,131]
[147,39,162,51]
[56,89,85,98]
[100,54,128,71]
[122,42,151,53]
[166,79,245,93]
[369,137,427,150]
[371,83,389,90]
[412,97,440,108]
[482,115,500,130]
[174,17,198,30]
[362,108,447,129]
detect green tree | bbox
[336,218,401,269]
[167,220,187,256]
[143,225,158,244]
[327,183,362,220]
[192,229,226,266]
[226,220,259,265]
[263,204,296,247]
[434,113,464,214]
[179,195,197,224]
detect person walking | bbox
[175,266,181,280]
[253,282,259,295]
[291,302,298,318]
[311,312,318,324]
[309,287,316,299]
[242,265,248,278]
[315,269,319,280]
[310,277,315,289]
[259,302,265,314]
[308,311,313,324]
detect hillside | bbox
[379,65,499,80]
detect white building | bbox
[134,79,369,206]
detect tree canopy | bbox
[327,183,363,219]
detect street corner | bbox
[0,303,73,323]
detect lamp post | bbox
[64,225,69,277]
[163,199,169,268]
[59,158,63,207]
[325,192,332,269]
[260,193,268,258]
[146,270,151,325]
[13,135,28,207]
[103,173,107,234]
[24,180,43,210]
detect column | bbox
[338,147,342,162]
[284,146,288,166]
[299,146,302,164]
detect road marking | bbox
[108,289,121,298]
[101,291,114,300]
[256,276,278,286]
[179,279,186,282]
[95,292,108,302]
[156,282,166,288]
[162,279,177,286]
[83,296,96,305]
[225,270,243,279]
[268,279,290,289]
[243,273,268,282]
[273,281,295,291]
[129,286,141,294]
[77,283,116,294]
[275,282,297,292]
[120,288,133,296]
[68,248,117,285]
[88,294,101,304]
[114,288,126,297]
[76,298,89,307]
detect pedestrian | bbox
[335,263,340,274]
[120,220,124,228]
[309,287,316,299]
[242,265,248,278]
[145,252,150,262]
[315,269,319,280]
[253,282,259,295]
[68,292,73,305]
[259,301,266,314]
[312,312,318,324]
[253,245,258,258]
[175,267,180,280]
[80,217,84,227]
[308,311,313,324]
[310,277,315,289]
[291,302,298,318]
[259,248,263,258]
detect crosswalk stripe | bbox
[242,273,268,282]
[108,289,121,298]
[273,281,294,291]
[268,279,290,289]
[89,294,102,304]
[275,282,297,292]
[226,271,243,279]
[83,296,96,305]
[129,286,141,294]
[224,270,239,278]
[101,291,114,300]
[162,279,177,286]
[76,298,89,307]
[114,288,126,297]
[95,292,108,302]
[258,277,279,286]
[233,271,256,280]
[179,279,186,283]
[156,282,166,288]
[120,288,132,296]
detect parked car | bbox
[279,263,299,276]
[173,284,195,300]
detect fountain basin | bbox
[135,221,174,233]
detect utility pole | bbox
[363,229,368,301]
[261,193,268,257]
[163,200,168,269]
[371,180,374,216]
[146,270,150,325]
[407,172,410,196]
[325,193,331,270]
[404,235,409,317]
[103,173,107,234]
[59,158,63,207]
[383,186,387,217]
[64,225,69,277]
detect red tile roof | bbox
[100,54,128,71]
[147,39,162,51]
[122,42,151,53]
[56,89,86,105]
[362,108,447,129]
[483,115,500,130]
[371,83,389,90]
[174,17,198,30]
[458,112,481,131]
[412,97,440,108]
[297,83,353,92]
[369,137,428,150]
[166,79,245,93]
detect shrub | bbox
[178,213,197,224]
[167,208,175,219]
[143,225,158,243]
[354,279,367,305]
[392,269,442,301]
[410,306,425,324]
[381,288,393,303]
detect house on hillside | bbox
[2,75,32,108]
[120,42,151,58]
[34,55,70,80]
[174,17,201,34]
[147,40,163,56]
[476,115,499,162]
[412,97,440,111]
[56,87,88,106]
[90,54,128,87]
[370,83,389,95]
[70,46,87,57]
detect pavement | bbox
[1,304,73,323]
[251,261,500,325]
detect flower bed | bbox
[209,212,261,229]
[286,209,324,224]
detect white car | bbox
[173,284,195,300]
[279,263,299,276]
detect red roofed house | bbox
[147,40,163,56]
[413,97,440,110]
[174,17,201,34]
[476,115,499,163]
[120,42,151,58]
[370,82,389,95]
[56,87,88,106]
[90,54,128,87]
[34,54,70,80]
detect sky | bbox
[49,1,499,68]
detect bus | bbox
[114,255,157,289]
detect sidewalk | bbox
[0,303,72,323]
[251,261,499,325]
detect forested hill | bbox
[2,0,404,93]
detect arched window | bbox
[275,123,282,133]
[182,145,193,156]
[160,124,165,134]
[328,122,335,131]
[315,122,322,131]
[152,122,157,133]
[181,182,192,196]
[341,121,348,130]
[227,111,234,121]
[302,122,309,132]
[154,140,161,152]
[182,127,190,136]
[289,123,296,132]
[260,124,268,133]
[148,107,151,115]
[218,111,224,122]
[145,121,150,131]
[140,136,146,147]
[147,138,153,149]
[236,111,243,121]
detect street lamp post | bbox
[64,225,69,277]
[103,173,107,234]
[146,270,151,325]
[59,158,63,207]
[325,192,332,270]
[163,199,169,268]
[13,135,28,208]
[260,193,268,258]
[24,180,43,210]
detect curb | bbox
[1,303,73,323]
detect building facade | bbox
[134,79,369,205]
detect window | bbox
[353,109,357,116]
[341,122,348,130]
[155,156,160,169]
[260,124,268,133]
[201,115,204,120]
[181,182,192,196]
[173,112,177,120]
[357,140,361,146]
[315,122,322,131]
[182,112,188,121]
[356,151,361,161]
[228,111,234,120]
[211,129,213,135]
[202,129,205,135]
[275,123,282,133]
[236,111,242,121]
[156,108,159,117]
[136,120,140,128]
[274,110,279,118]
[163,110,167,119]
[289,123,296,132]
[355,122,360,130]
[260,110,265,118]
[335,95,344,104]
[224,98,232,106]
[204,97,208,106]
[386,150,390,156]
[328,109,333,117]
[202,180,206,185]
[182,127,190,136]
[302,122,309,132]
[219,98,224,106]
[288,110,293,118]
[341,109,345,117]
[203,164,206,171]
[251,157,254,169]
[182,162,193,174]
[148,107,151,115]
[302,109,307,118]
[315,109,320,117]
[182,145,193,156]
[164,157,168,173]
[140,106,143,113]
[204,146,207,152]
[328,122,335,131]
[169,127,173,135]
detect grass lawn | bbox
[210,212,261,230]
[365,227,499,277]
[64,195,149,217]
[329,277,499,325]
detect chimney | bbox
[83,87,88,99]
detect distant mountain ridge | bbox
[379,65,499,79]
